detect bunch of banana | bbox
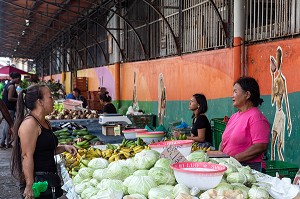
[101,144,150,163]
[62,147,102,177]
[73,140,91,149]
[191,142,211,152]
[120,137,147,147]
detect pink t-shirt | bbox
[222,107,270,168]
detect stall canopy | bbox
[0,65,29,75]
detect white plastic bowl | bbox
[149,140,194,157]
[122,129,147,139]
[136,131,165,144]
[170,162,227,190]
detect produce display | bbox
[46,108,99,120]
[61,147,275,199]
[62,138,150,179]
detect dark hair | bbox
[100,91,112,102]
[11,84,47,181]
[234,76,264,107]
[30,74,39,83]
[193,93,208,118]
[73,88,81,95]
[10,72,21,79]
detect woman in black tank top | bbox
[11,84,77,199]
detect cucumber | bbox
[89,137,100,142]
[54,128,69,134]
[83,135,97,140]
[58,135,70,139]
[76,131,90,136]
[73,128,87,132]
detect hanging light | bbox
[22,30,25,35]
[25,19,30,26]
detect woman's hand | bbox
[23,185,34,199]
[64,145,77,156]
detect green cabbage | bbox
[227,172,247,184]
[237,165,252,174]
[123,194,147,199]
[148,187,173,199]
[72,174,84,186]
[245,173,256,186]
[127,176,157,197]
[133,150,160,169]
[186,151,209,162]
[74,181,89,194]
[81,187,98,199]
[93,168,109,181]
[219,162,238,176]
[78,167,94,179]
[133,170,149,176]
[173,184,190,198]
[88,158,109,169]
[96,179,125,193]
[215,182,234,192]
[148,167,176,185]
[96,187,123,199]
[154,158,172,172]
[248,186,269,199]
[123,176,134,195]
[107,160,133,180]
[157,185,174,193]
[89,178,99,187]
[232,183,250,198]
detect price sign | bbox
[159,145,187,163]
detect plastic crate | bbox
[266,160,298,179]
[211,118,227,149]
[127,114,156,129]
[211,118,227,131]
[212,128,223,150]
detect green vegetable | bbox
[248,186,269,199]
[148,187,174,199]
[78,167,94,179]
[93,168,109,181]
[81,187,98,199]
[133,150,160,170]
[154,158,172,172]
[227,172,247,184]
[173,184,190,198]
[127,176,157,197]
[148,167,176,185]
[133,170,149,176]
[186,150,210,162]
[88,158,109,169]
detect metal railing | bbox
[245,0,300,42]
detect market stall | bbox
[55,134,300,199]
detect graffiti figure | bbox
[270,46,292,161]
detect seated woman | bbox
[174,94,212,147]
[100,91,117,114]
[66,88,88,108]
[221,77,270,172]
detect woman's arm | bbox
[55,145,77,156]
[19,119,40,198]
[187,128,206,142]
[234,143,268,162]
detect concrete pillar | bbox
[233,0,246,79]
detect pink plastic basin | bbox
[170,162,227,189]
[149,140,194,157]
[136,131,165,144]
[122,129,148,139]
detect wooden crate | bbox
[73,77,88,92]
[90,91,100,100]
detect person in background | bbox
[29,74,39,85]
[11,84,77,199]
[221,77,270,172]
[100,91,117,114]
[174,94,212,147]
[1,72,21,148]
[66,88,87,108]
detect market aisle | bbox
[0,147,20,199]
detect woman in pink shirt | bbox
[221,77,270,172]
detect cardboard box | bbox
[102,126,115,136]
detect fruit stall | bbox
[52,122,300,199]
[47,103,300,199]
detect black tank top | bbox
[27,114,58,172]
[2,82,18,111]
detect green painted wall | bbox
[116,92,300,167]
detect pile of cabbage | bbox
[72,149,271,199]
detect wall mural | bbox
[158,73,166,125]
[270,46,292,161]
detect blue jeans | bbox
[0,110,15,146]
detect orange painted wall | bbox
[247,38,300,94]
[121,48,234,101]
